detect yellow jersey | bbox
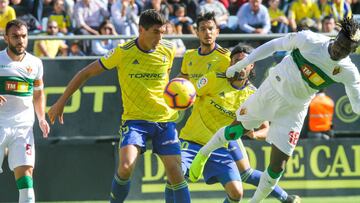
[99,39,178,122]
[180,72,256,145]
[33,38,64,58]
[0,6,16,30]
[181,45,230,85]
[289,0,321,23]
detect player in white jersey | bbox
[190,16,360,202]
[0,19,50,203]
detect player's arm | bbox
[343,67,360,114]
[245,121,269,141]
[33,79,50,138]
[48,61,105,124]
[226,31,306,77]
[0,95,6,106]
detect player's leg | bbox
[110,144,140,203]
[223,181,243,203]
[249,144,290,203]
[155,122,190,203]
[230,140,294,202]
[189,121,247,182]
[8,127,36,203]
[110,121,144,203]
[14,165,34,203]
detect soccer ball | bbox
[164,78,196,110]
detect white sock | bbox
[19,188,35,203]
[249,169,280,203]
[199,127,228,156]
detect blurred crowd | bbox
[1,0,360,56]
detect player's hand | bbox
[39,119,50,138]
[245,130,257,140]
[226,61,246,78]
[0,95,6,106]
[48,102,65,125]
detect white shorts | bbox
[236,79,308,156]
[0,126,35,173]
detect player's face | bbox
[4,25,28,56]
[330,34,357,61]
[140,24,166,50]
[231,52,254,80]
[196,20,219,47]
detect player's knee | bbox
[227,187,243,201]
[117,164,133,179]
[226,182,243,200]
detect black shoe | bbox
[282,195,301,203]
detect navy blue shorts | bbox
[119,120,181,155]
[228,140,244,161]
[180,139,241,186]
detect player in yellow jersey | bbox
[181,44,300,203]
[179,12,231,84]
[48,9,191,203]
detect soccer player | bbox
[0,19,50,203]
[48,10,191,203]
[181,44,300,203]
[190,16,360,202]
[180,12,300,203]
[179,12,230,84]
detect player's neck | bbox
[137,37,153,52]
[199,43,216,55]
[231,79,248,89]
[6,48,25,61]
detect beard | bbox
[8,44,25,56]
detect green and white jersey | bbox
[0,49,43,127]
[239,30,360,113]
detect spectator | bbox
[228,0,248,15]
[0,0,16,34]
[322,15,338,34]
[308,89,335,140]
[288,0,321,32]
[48,0,73,35]
[237,0,271,34]
[111,0,139,36]
[318,0,333,20]
[164,21,186,56]
[168,0,198,21]
[10,0,42,34]
[170,3,195,34]
[268,0,289,33]
[91,19,119,56]
[198,0,231,32]
[68,40,86,56]
[33,20,68,58]
[331,0,352,22]
[144,0,170,20]
[73,0,110,35]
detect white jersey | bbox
[0,49,43,127]
[241,30,360,113]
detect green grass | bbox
[40,196,360,203]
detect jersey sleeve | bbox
[34,58,44,90]
[341,66,360,114]
[180,51,191,75]
[98,47,122,70]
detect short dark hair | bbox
[231,43,256,80]
[230,43,254,58]
[196,12,217,29]
[339,16,360,43]
[322,15,335,24]
[5,19,28,34]
[139,9,167,30]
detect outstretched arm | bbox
[48,61,105,124]
[226,32,305,77]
